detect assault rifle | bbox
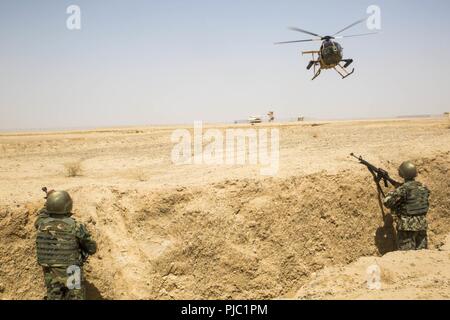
[351,153,400,250]
[350,153,402,196]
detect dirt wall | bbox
[0,152,449,300]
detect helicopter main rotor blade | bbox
[289,27,322,38]
[274,38,321,45]
[333,18,367,36]
[334,32,378,39]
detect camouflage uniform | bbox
[41,266,86,300]
[383,181,430,251]
[35,199,97,300]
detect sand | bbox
[0,117,449,299]
[296,235,450,300]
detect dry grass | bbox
[126,168,147,181]
[133,168,147,182]
[64,161,83,177]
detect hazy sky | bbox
[1,0,449,130]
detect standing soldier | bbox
[383,162,430,251]
[35,190,97,300]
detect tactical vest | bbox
[403,181,430,216]
[36,216,81,267]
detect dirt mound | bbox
[295,234,450,300]
[1,152,449,300]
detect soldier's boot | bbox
[396,230,416,251]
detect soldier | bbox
[383,161,430,251]
[35,190,97,300]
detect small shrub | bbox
[134,168,147,182]
[64,161,83,177]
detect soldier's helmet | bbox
[398,161,418,181]
[46,191,73,215]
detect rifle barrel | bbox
[350,153,401,188]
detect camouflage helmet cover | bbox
[398,161,418,180]
[45,191,73,214]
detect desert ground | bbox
[296,234,450,300]
[0,117,449,300]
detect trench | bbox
[0,153,449,299]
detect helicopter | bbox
[275,18,377,80]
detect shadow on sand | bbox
[85,280,104,300]
[375,213,397,255]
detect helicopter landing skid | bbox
[311,68,322,80]
[302,51,322,80]
[341,59,353,68]
[334,64,354,79]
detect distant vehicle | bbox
[275,19,377,80]
[248,116,262,125]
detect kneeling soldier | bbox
[35,190,97,300]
